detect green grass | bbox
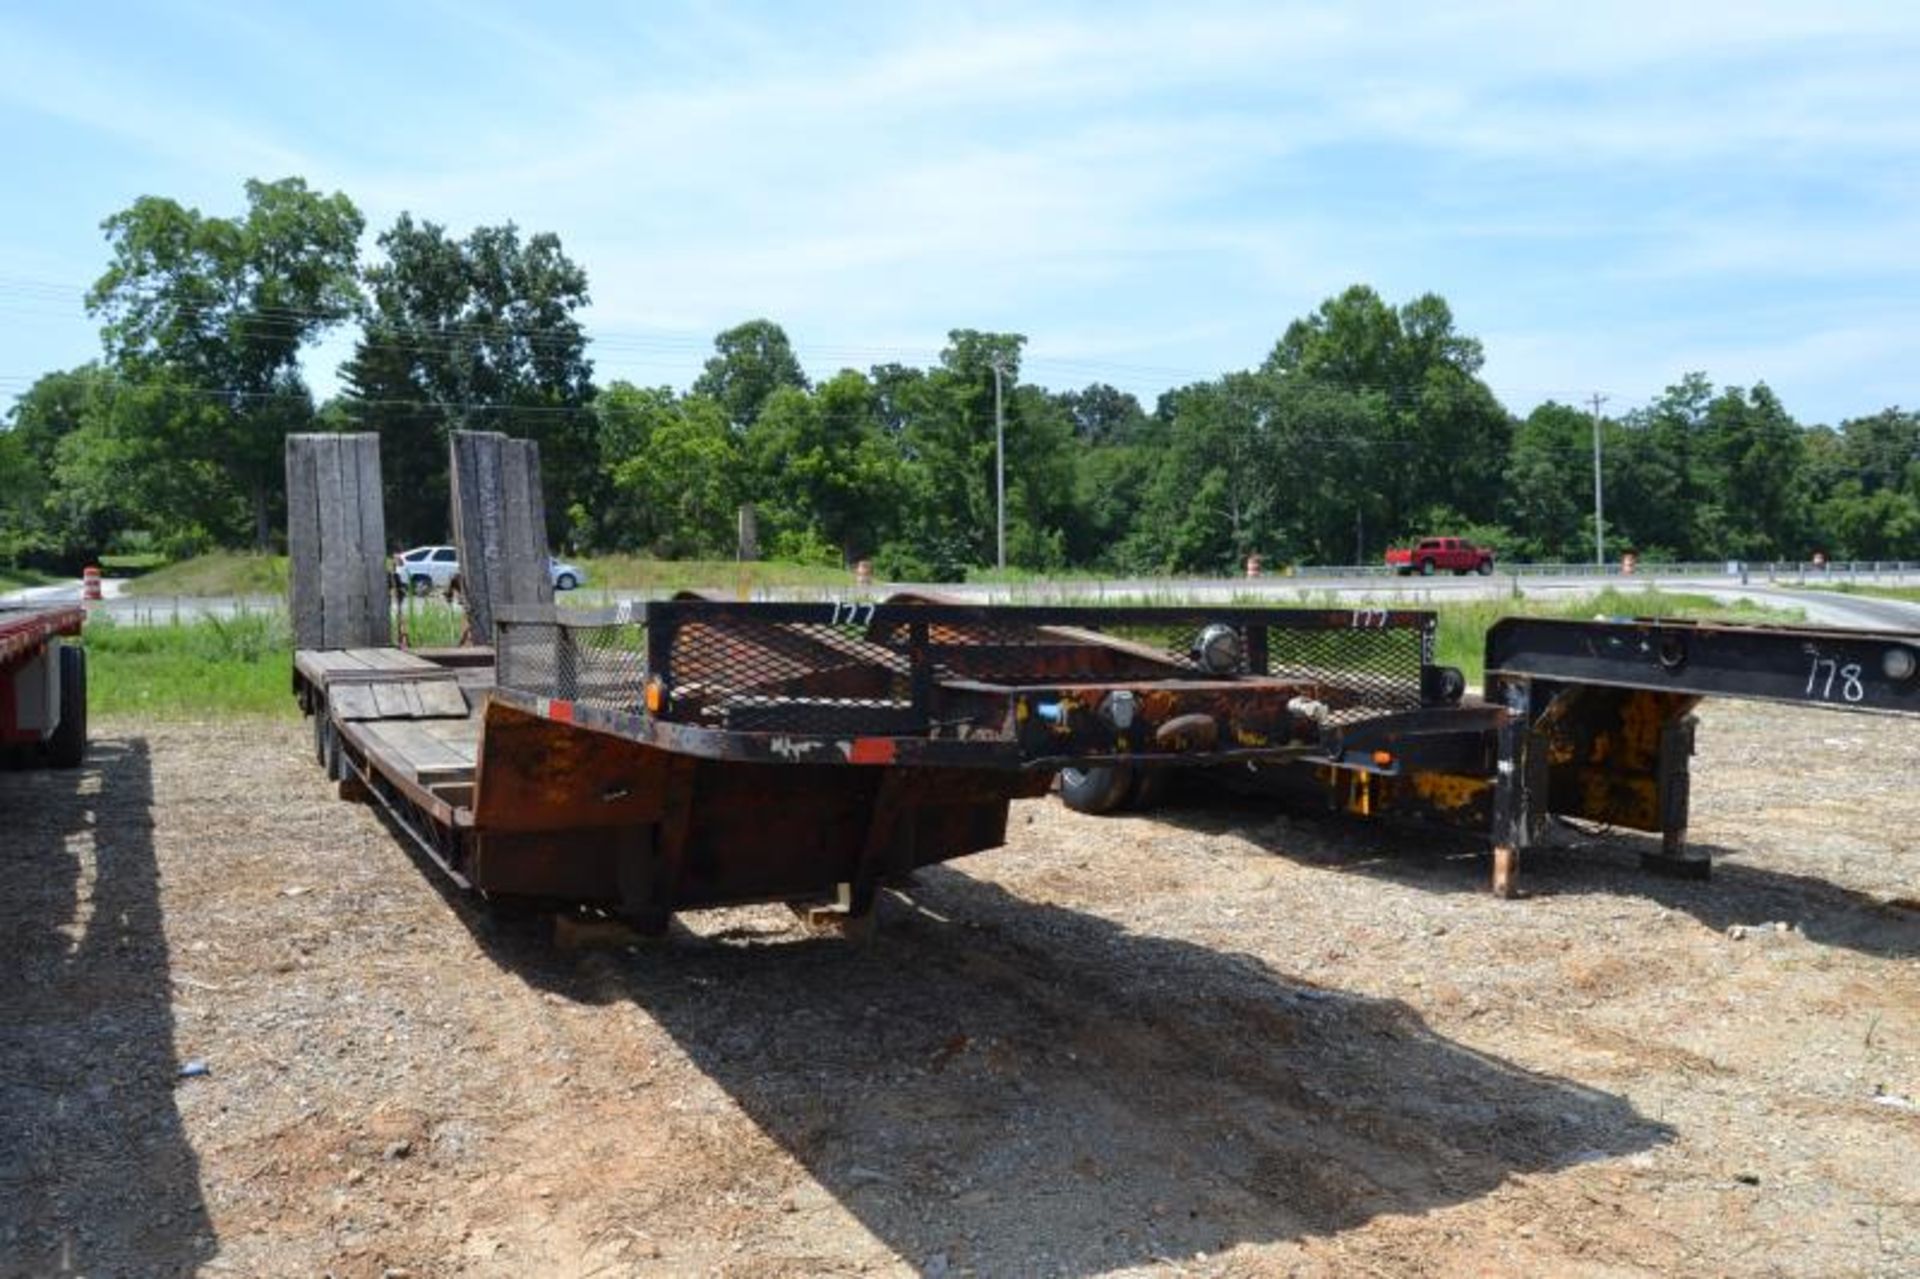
[85,610,297,719]
[1430,587,1801,682]
[76,584,1804,721]
[97,552,168,574]
[0,565,58,593]
[573,555,855,595]
[122,552,289,597]
[85,599,472,720]
[1803,582,1920,604]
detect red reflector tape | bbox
[848,737,896,765]
[548,698,575,724]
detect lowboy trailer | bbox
[295,599,1444,929]
[0,605,87,770]
[287,431,1918,928]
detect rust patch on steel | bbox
[475,698,669,832]
[1410,770,1491,812]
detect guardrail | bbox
[1290,560,1920,581]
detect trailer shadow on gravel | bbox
[0,737,217,1277]
[1155,791,1920,961]
[436,861,1672,1277]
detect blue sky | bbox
[2,0,1917,423]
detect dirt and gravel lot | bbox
[3,703,1918,1278]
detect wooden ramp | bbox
[296,646,489,797]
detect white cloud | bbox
[5,1,1920,421]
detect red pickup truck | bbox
[1385,537,1496,576]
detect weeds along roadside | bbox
[81,598,465,719]
[73,588,1797,721]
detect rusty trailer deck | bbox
[296,600,1446,928]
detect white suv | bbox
[393,545,587,594]
[394,545,460,595]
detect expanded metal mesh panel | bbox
[496,603,1434,733]
[496,615,649,710]
[668,618,916,733]
[660,607,1434,733]
[1265,624,1429,725]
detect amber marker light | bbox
[644,679,665,713]
[1372,750,1394,767]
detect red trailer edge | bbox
[0,605,88,769]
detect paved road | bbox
[8,571,1920,632]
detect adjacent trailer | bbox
[1120,614,1920,896]
[294,600,1448,929]
[0,605,87,770]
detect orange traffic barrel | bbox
[82,565,103,601]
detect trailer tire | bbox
[1128,766,1171,812]
[321,719,347,782]
[1059,764,1135,815]
[45,646,87,769]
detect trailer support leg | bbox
[1491,843,1520,898]
[1488,680,1542,899]
[1641,715,1708,880]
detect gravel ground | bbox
[2,703,1917,1278]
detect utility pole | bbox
[991,359,1008,571]
[1589,392,1608,567]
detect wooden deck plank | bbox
[416,717,481,757]
[370,682,416,719]
[296,650,375,679]
[341,647,437,672]
[412,681,471,718]
[359,720,476,786]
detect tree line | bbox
[4,177,1916,575]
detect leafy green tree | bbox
[53,375,248,558]
[878,331,1032,575]
[1697,383,1808,558]
[1807,409,1920,558]
[1131,375,1281,570]
[0,432,46,564]
[1503,401,1594,561]
[1056,382,1149,445]
[607,393,740,557]
[1263,286,1511,540]
[87,177,363,548]
[3,367,105,563]
[1835,408,1920,494]
[743,372,899,563]
[342,215,595,545]
[693,319,809,432]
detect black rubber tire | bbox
[1058,764,1136,815]
[1477,560,1494,576]
[45,645,86,769]
[1128,767,1171,812]
[321,718,346,781]
[555,572,577,591]
[1419,559,1436,576]
[410,574,434,597]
